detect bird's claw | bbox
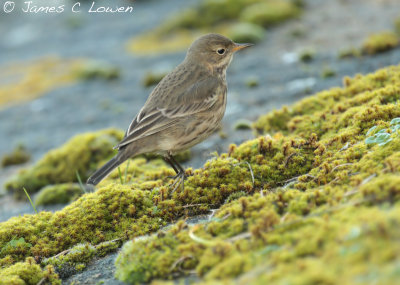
[169,172,186,194]
[166,174,180,180]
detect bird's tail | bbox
[87,155,127,186]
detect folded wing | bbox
[114,76,221,150]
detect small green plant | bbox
[365,117,400,146]
[118,160,131,185]
[124,160,131,184]
[0,237,32,256]
[75,170,87,193]
[23,187,37,214]
[118,167,123,184]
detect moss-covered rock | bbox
[362,31,399,55]
[127,0,301,54]
[115,65,400,283]
[1,65,400,284]
[0,57,83,107]
[74,60,120,80]
[0,257,60,285]
[142,71,168,87]
[321,66,336,78]
[299,49,315,62]
[1,145,30,168]
[240,1,301,28]
[41,240,120,279]
[34,184,84,206]
[233,119,253,130]
[227,22,266,44]
[338,47,362,59]
[5,129,123,199]
[115,233,181,283]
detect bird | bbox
[87,33,252,190]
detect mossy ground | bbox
[115,65,400,283]
[1,145,30,168]
[5,129,123,199]
[0,57,82,107]
[1,65,400,283]
[339,31,400,59]
[362,31,399,55]
[0,57,120,108]
[34,184,84,206]
[127,0,301,55]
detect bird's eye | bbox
[217,48,225,55]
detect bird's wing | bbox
[114,76,222,149]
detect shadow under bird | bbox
[87,33,253,190]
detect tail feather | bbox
[87,155,126,185]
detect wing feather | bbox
[115,76,221,149]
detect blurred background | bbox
[1,0,400,215]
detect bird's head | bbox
[185,33,253,73]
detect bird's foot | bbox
[169,171,186,194]
[166,173,180,180]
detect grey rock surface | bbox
[0,0,400,283]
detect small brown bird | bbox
[87,33,252,188]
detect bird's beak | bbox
[232,43,254,52]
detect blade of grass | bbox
[23,187,37,214]
[124,159,130,184]
[118,167,123,184]
[76,170,87,193]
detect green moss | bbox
[0,57,83,107]
[114,65,400,283]
[299,49,315,63]
[115,233,181,283]
[240,1,301,28]
[5,129,123,199]
[2,65,400,284]
[40,239,120,279]
[340,31,399,59]
[127,0,301,54]
[34,184,84,206]
[0,186,159,262]
[227,22,266,44]
[245,76,259,88]
[42,243,95,278]
[161,0,261,31]
[321,67,336,78]
[362,31,399,55]
[338,47,362,59]
[75,61,120,80]
[0,257,60,285]
[1,145,30,168]
[234,119,253,130]
[0,238,32,263]
[224,191,247,203]
[142,71,168,87]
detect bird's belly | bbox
[158,87,227,153]
[168,109,225,152]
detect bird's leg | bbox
[163,155,180,179]
[169,154,186,177]
[164,152,186,193]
